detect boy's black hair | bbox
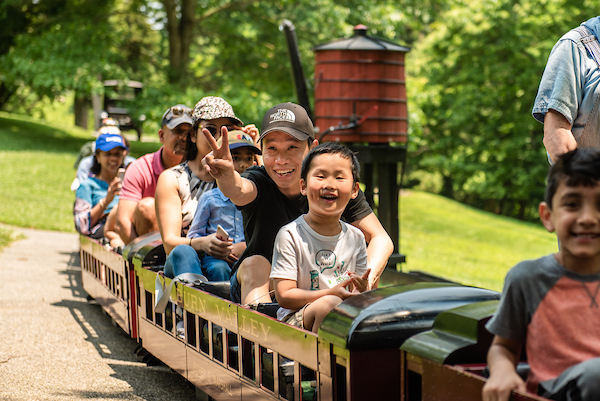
[545,148,600,208]
[301,142,360,184]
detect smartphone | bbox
[117,167,126,181]
[216,225,229,241]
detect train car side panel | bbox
[80,235,131,335]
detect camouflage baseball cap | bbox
[192,96,242,127]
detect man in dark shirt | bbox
[202,103,393,304]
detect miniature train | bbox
[79,233,548,401]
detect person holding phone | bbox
[74,132,127,248]
[156,97,260,281]
[163,130,260,281]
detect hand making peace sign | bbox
[201,126,235,181]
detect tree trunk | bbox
[74,94,89,129]
[180,0,196,69]
[0,82,16,110]
[163,0,196,84]
[441,175,454,199]
[163,0,181,79]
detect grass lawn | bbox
[0,112,160,232]
[400,190,557,291]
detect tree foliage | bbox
[2,0,598,220]
[407,0,598,220]
[0,0,158,112]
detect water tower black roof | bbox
[314,24,410,52]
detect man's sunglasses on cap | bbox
[170,106,192,117]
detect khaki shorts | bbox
[281,303,311,329]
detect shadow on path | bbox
[52,249,198,400]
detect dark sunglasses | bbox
[170,106,192,117]
[202,124,235,137]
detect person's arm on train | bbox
[115,199,138,244]
[543,109,577,163]
[351,212,394,290]
[155,169,186,255]
[201,127,258,207]
[482,336,525,401]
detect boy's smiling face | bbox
[300,153,360,220]
[231,147,256,175]
[540,180,600,273]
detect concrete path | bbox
[0,226,198,401]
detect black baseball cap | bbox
[258,103,315,142]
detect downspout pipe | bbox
[279,19,313,120]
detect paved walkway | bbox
[0,226,198,401]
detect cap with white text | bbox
[96,132,128,152]
[259,103,314,143]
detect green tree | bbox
[0,0,158,126]
[407,0,598,220]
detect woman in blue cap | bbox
[74,132,128,248]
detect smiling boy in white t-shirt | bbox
[270,142,371,333]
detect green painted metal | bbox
[401,300,498,364]
[182,285,238,332]
[318,282,457,348]
[237,307,318,371]
[136,264,161,296]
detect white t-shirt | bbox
[270,215,369,321]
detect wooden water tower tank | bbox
[314,24,410,143]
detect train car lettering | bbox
[240,315,271,340]
[215,304,234,325]
[260,322,271,339]
[250,319,259,337]
[240,315,260,338]
[197,366,232,395]
[185,291,207,314]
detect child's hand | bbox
[227,242,246,264]
[206,233,233,260]
[241,124,260,145]
[349,268,371,293]
[330,278,355,300]
[482,369,525,401]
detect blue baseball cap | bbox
[96,132,128,152]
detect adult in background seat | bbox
[74,132,128,248]
[115,104,192,244]
[156,97,259,281]
[533,16,600,163]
